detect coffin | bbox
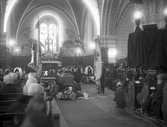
[58,73,74,86]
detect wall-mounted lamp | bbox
[13,46,21,55]
[8,39,16,52]
[9,39,15,47]
[76,47,82,56]
[133,11,142,32]
[88,42,96,50]
[108,48,117,59]
[164,8,167,29]
[108,48,117,63]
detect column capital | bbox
[0,33,7,45]
[97,35,117,48]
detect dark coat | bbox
[151,82,165,119]
[114,80,129,108]
[142,82,165,118]
[100,65,106,86]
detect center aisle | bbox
[55,99,125,127]
[53,84,166,127]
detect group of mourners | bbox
[110,65,167,122]
[54,66,90,100]
[58,65,94,84]
[0,65,58,127]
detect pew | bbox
[125,79,157,110]
[0,100,18,111]
[125,80,144,109]
[125,79,135,109]
[1,93,22,100]
[0,112,25,127]
[162,83,167,122]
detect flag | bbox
[36,43,42,76]
[29,43,37,68]
[35,17,42,75]
[37,52,42,76]
[94,38,102,85]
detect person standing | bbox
[100,64,106,93]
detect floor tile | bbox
[68,121,98,127]
[80,107,105,113]
[63,112,91,122]
[60,107,83,113]
[85,112,113,120]
[93,119,127,127]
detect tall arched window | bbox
[39,19,58,54]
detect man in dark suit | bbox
[100,64,106,94]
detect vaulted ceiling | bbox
[4,0,131,38]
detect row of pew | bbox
[0,80,60,127]
[125,79,167,125]
[0,92,24,127]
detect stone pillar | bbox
[98,35,117,63]
[142,0,166,28]
[0,33,6,45]
[0,0,1,34]
[0,0,7,45]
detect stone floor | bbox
[52,84,167,127]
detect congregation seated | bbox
[114,71,133,108]
[1,74,20,93]
[162,80,167,122]
[20,111,54,127]
[25,95,47,114]
[10,72,23,89]
[142,73,167,119]
[23,72,41,93]
[20,95,57,127]
[137,74,154,107]
[25,73,38,85]
[0,67,58,127]
[7,82,43,113]
[0,82,8,101]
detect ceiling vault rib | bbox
[66,0,80,36]
[18,2,78,37]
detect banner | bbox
[35,18,42,75]
[29,44,36,68]
[94,39,102,82]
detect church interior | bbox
[0,0,167,127]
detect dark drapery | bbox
[127,29,167,69]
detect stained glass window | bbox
[39,22,58,53]
[49,24,57,52]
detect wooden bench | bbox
[0,112,25,127]
[1,93,22,100]
[0,100,18,112]
[162,83,167,122]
